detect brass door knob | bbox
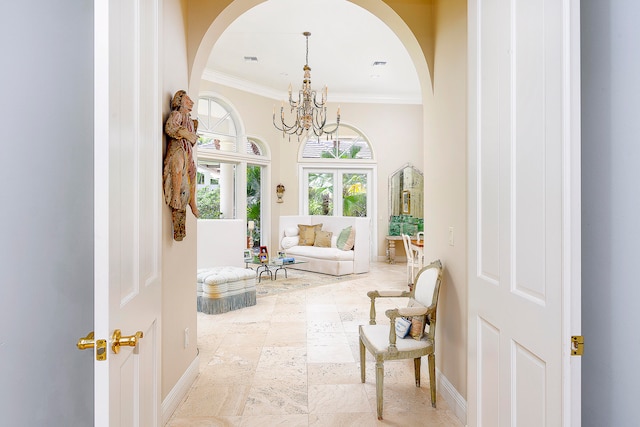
[77,331,95,350]
[111,329,144,354]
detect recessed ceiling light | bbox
[372,61,387,67]
[244,56,258,62]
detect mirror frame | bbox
[388,163,424,219]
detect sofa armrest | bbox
[352,217,371,273]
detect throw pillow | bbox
[314,230,333,247]
[298,223,322,246]
[395,317,412,339]
[281,236,299,250]
[284,226,299,237]
[336,226,356,251]
[409,316,426,340]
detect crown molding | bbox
[201,69,421,105]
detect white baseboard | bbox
[161,355,200,425]
[437,368,467,425]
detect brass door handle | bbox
[77,331,107,361]
[111,329,144,354]
[77,331,95,350]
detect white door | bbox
[467,1,581,426]
[94,0,162,425]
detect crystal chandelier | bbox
[273,32,340,140]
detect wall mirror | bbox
[388,163,424,232]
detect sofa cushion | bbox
[314,230,333,247]
[281,236,299,249]
[336,226,356,250]
[298,223,323,246]
[284,226,299,237]
[285,245,355,261]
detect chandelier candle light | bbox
[273,32,340,141]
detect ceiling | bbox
[203,0,421,105]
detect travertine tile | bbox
[172,262,463,427]
[307,343,354,363]
[166,415,242,426]
[243,383,308,415]
[240,414,308,427]
[307,362,361,385]
[172,383,251,417]
[264,322,307,346]
[308,412,377,426]
[308,384,371,414]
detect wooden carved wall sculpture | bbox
[163,90,199,241]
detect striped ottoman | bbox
[197,267,256,314]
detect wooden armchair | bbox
[358,259,443,420]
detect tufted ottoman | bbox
[196,266,256,314]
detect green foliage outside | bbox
[308,173,334,215]
[246,165,261,247]
[196,187,221,219]
[196,165,261,238]
[342,173,367,217]
[307,144,367,217]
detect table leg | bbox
[256,264,273,282]
[273,265,288,280]
[388,240,396,264]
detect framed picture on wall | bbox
[402,190,411,214]
[243,249,252,262]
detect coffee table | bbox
[250,259,308,282]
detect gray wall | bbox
[582,1,640,425]
[0,1,94,425]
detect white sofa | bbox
[278,215,371,276]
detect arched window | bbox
[298,124,376,219]
[196,95,270,248]
[301,124,373,160]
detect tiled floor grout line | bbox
[168,262,463,426]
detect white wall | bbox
[422,0,468,406]
[0,1,94,425]
[161,0,199,401]
[581,1,640,425]
[197,219,245,268]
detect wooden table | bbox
[385,235,424,264]
[385,236,403,264]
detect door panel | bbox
[468,0,581,425]
[94,0,162,425]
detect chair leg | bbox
[375,360,384,420]
[428,353,436,408]
[414,357,421,387]
[359,337,366,383]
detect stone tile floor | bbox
[167,262,464,426]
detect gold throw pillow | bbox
[314,230,333,247]
[298,224,322,246]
